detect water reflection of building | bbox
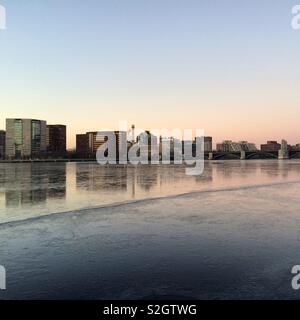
[214,161,258,179]
[75,163,216,198]
[76,163,128,191]
[76,163,161,195]
[46,164,67,199]
[261,161,289,179]
[195,162,213,183]
[3,163,66,207]
[136,165,158,191]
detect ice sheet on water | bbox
[1,181,300,299]
[2,160,300,224]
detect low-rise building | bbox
[217,140,257,152]
[76,131,127,158]
[260,141,281,152]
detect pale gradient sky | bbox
[0,0,300,149]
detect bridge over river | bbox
[205,150,300,160]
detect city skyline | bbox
[1,1,300,148]
[0,116,299,151]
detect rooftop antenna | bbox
[131,124,135,143]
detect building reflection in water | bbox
[75,163,213,199]
[76,163,128,191]
[260,161,292,179]
[2,163,66,208]
[195,162,213,183]
[214,161,259,180]
[2,160,300,212]
[135,165,158,192]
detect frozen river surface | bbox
[1,161,300,299]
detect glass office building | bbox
[5,119,47,159]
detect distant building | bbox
[76,134,89,156]
[5,119,47,159]
[239,141,257,151]
[0,130,5,159]
[204,136,213,152]
[278,139,289,159]
[86,131,107,154]
[132,131,158,160]
[158,136,182,159]
[46,125,66,155]
[76,131,127,157]
[217,141,235,152]
[291,144,300,151]
[217,140,257,152]
[260,141,281,152]
[114,131,127,153]
[180,137,212,157]
[137,131,158,146]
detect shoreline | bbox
[0,158,300,164]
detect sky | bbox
[0,0,300,149]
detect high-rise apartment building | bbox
[46,125,67,155]
[5,119,47,159]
